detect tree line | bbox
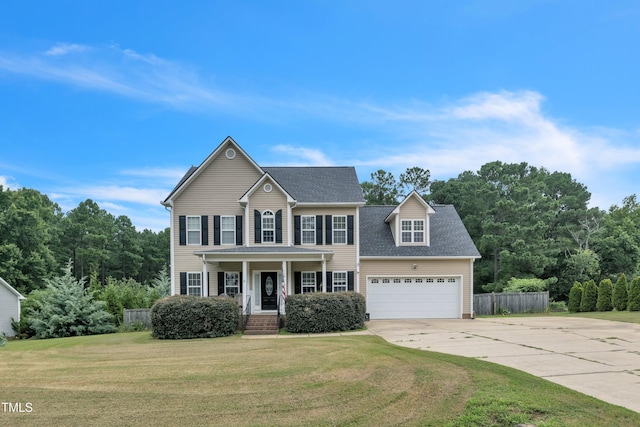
[361,162,640,301]
[0,186,169,295]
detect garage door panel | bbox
[367,277,460,319]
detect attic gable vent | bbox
[225,148,236,159]
[264,183,273,193]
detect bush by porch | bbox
[284,292,366,333]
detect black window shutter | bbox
[326,271,333,293]
[180,272,187,295]
[213,215,221,245]
[218,272,225,296]
[239,272,243,293]
[325,215,332,245]
[347,215,354,245]
[254,210,261,243]
[207,272,210,296]
[201,216,209,245]
[294,215,301,245]
[236,215,243,246]
[316,271,323,292]
[316,215,323,245]
[179,216,186,245]
[294,272,301,294]
[348,271,355,291]
[275,210,282,243]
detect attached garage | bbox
[366,276,461,319]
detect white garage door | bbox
[367,277,461,319]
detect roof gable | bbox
[385,191,435,223]
[0,277,25,300]
[239,173,296,205]
[162,136,263,206]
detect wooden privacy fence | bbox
[474,291,549,315]
[123,309,152,327]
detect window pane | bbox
[225,272,239,297]
[187,216,201,245]
[302,216,315,244]
[221,216,235,244]
[188,273,201,296]
[333,216,346,244]
[302,272,316,293]
[333,272,347,292]
[262,213,275,243]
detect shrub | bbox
[628,277,640,312]
[502,277,547,293]
[549,300,567,312]
[285,292,366,333]
[567,282,583,312]
[151,295,238,339]
[613,274,628,311]
[580,280,598,312]
[596,279,613,312]
[28,263,115,339]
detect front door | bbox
[261,272,278,310]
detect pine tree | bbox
[580,280,598,312]
[628,277,640,311]
[28,262,115,338]
[568,282,583,312]
[596,279,613,312]
[612,273,629,311]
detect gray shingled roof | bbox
[359,205,481,258]
[263,167,365,204]
[163,166,198,204]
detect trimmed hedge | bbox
[285,292,366,333]
[629,277,640,311]
[613,274,628,311]
[580,280,598,312]
[596,279,613,312]
[151,295,239,339]
[568,282,583,312]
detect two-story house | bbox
[161,137,480,319]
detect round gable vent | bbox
[264,183,273,193]
[225,148,236,159]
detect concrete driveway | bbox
[367,317,640,413]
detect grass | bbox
[1,332,639,426]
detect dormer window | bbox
[401,219,424,243]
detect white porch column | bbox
[321,254,327,292]
[242,261,248,309]
[202,257,209,297]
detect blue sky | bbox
[1,1,639,231]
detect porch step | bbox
[244,315,278,335]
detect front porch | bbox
[194,246,335,315]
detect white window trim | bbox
[186,216,201,245]
[221,215,236,245]
[332,271,347,292]
[262,210,275,243]
[187,272,202,296]
[333,215,347,245]
[302,271,316,294]
[301,215,316,245]
[400,219,425,244]
[225,271,240,297]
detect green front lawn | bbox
[1,332,638,426]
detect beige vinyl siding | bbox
[247,179,289,245]
[399,196,427,218]
[291,207,357,270]
[171,145,262,292]
[360,258,473,316]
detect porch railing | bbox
[240,295,251,332]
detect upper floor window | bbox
[333,272,348,292]
[302,215,316,245]
[302,272,316,293]
[221,216,235,245]
[187,216,201,245]
[262,210,275,243]
[401,219,424,243]
[333,215,347,244]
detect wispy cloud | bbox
[0,175,19,189]
[44,42,88,56]
[271,145,334,166]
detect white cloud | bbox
[60,185,169,206]
[271,144,334,166]
[0,175,19,189]
[44,43,88,56]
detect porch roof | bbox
[193,246,334,262]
